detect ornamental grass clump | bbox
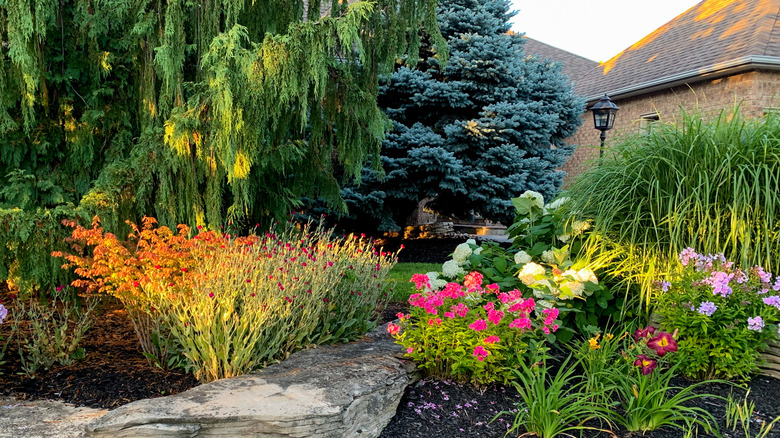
[387,272,563,386]
[55,217,396,382]
[655,248,780,380]
[567,108,780,307]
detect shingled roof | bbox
[575,0,780,102]
[522,36,599,85]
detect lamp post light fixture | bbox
[590,94,619,158]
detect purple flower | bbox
[774,277,780,291]
[763,296,780,310]
[748,316,765,332]
[707,271,733,298]
[697,301,717,316]
[0,304,6,324]
[755,266,772,284]
[661,281,671,292]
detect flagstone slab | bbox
[86,323,417,437]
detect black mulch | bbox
[380,363,780,438]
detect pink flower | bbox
[410,274,431,290]
[484,335,500,344]
[428,318,442,326]
[451,303,469,317]
[407,347,414,354]
[444,311,456,319]
[487,309,504,325]
[509,317,532,330]
[483,302,495,311]
[387,323,401,336]
[542,308,559,325]
[473,346,490,361]
[469,319,488,331]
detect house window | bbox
[640,112,660,132]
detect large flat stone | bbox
[86,323,417,437]
[0,397,107,438]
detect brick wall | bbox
[561,69,780,182]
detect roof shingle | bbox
[575,0,780,100]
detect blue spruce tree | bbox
[341,0,583,231]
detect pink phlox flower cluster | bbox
[747,316,765,332]
[774,277,780,291]
[509,317,532,331]
[542,308,559,326]
[444,311,456,319]
[408,293,443,314]
[451,303,469,317]
[463,271,483,291]
[541,324,559,334]
[484,335,500,344]
[695,253,726,272]
[441,282,466,299]
[483,301,495,311]
[507,297,536,314]
[469,319,488,331]
[734,270,748,284]
[763,295,780,310]
[428,318,442,326]
[705,271,734,298]
[410,274,431,290]
[472,345,490,361]
[679,247,698,267]
[497,289,524,304]
[487,309,504,325]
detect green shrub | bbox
[655,249,780,380]
[568,108,780,307]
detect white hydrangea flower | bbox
[518,262,546,286]
[557,233,571,243]
[453,243,473,265]
[431,279,448,290]
[466,239,477,245]
[561,280,584,298]
[575,268,598,284]
[474,247,483,255]
[442,260,465,278]
[541,250,556,265]
[561,269,578,279]
[514,250,532,265]
[545,197,570,211]
[520,190,545,209]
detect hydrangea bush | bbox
[655,248,780,380]
[387,272,561,386]
[431,191,619,340]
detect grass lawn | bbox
[387,262,441,301]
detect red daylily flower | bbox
[634,354,658,375]
[647,332,678,357]
[633,326,656,342]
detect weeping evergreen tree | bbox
[0,0,445,291]
[339,0,583,231]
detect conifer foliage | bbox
[0,0,444,291]
[341,0,583,231]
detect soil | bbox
[1,237,780,438]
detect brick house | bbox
[562,0,780,177]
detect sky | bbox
[510,0,703,62]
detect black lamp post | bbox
[590,94,619,158]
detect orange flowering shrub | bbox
[54,217,398,381]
